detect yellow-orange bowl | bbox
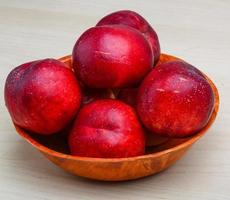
[14,54,219,181]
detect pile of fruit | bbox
[4,10,214,158]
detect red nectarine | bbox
[137,61,214,138]
[5,59,82,135]
[97,10,160,64]
[72,25,153,88]
[69,99,145,158]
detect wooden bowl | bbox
[14,54,219,181]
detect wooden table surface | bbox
[0,0,229,199]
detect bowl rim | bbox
[14,53,220,163]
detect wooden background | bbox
[0,0,229,199]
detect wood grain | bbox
[0,0,229,199]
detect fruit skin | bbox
[68,99,145,158]
[96,10,160,64]
[4,59,82,135]
[137,61,214,138]
[72,25,153,88]
[118,88,168,146]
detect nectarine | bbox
[97,10,160,64]
[5,59,81,135]
[137,61,214,138]
[72,25,153,88]
[69,99,145,158]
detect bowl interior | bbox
[27,129,189,156]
